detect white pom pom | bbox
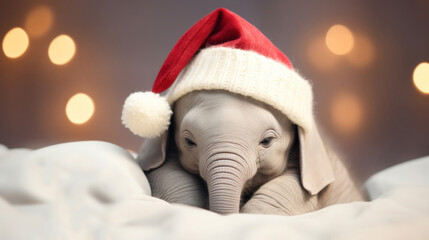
[121,92,172,138]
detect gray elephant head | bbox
[137,90,334,214]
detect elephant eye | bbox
[184,138,197,147]
[260,137,275,148]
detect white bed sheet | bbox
[0,141,428,240]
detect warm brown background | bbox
[1,0,428,183]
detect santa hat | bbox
[122,8,313,138]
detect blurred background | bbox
[0,0,428,183]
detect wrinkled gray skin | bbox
[139,90,364,215]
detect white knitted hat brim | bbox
[166,47,314,133]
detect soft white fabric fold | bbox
[0,141,428,240]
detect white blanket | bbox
[0,141,428,239]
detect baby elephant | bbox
[137,90,364,215]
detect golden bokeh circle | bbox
[413,62,429,94]
[48,35,76,65]
[66,93,95,124]
[25,5,54,38]
[325,25,355,55]
[2,27,29,58]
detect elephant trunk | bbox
[201,153,254,214]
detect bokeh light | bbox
[24,5,54,38]
[325,24,355,55]
[307,36,338,70]
[330,92,363,135]
[66,93,95,124]
[347,34,375,67]
[413,62,429,94]
[2,27,29,58]
[48,34,76,65]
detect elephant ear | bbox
[136,131,168,171]
[298,124,335,195]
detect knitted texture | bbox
[167,47,314,132]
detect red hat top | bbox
[152,8,293,93]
